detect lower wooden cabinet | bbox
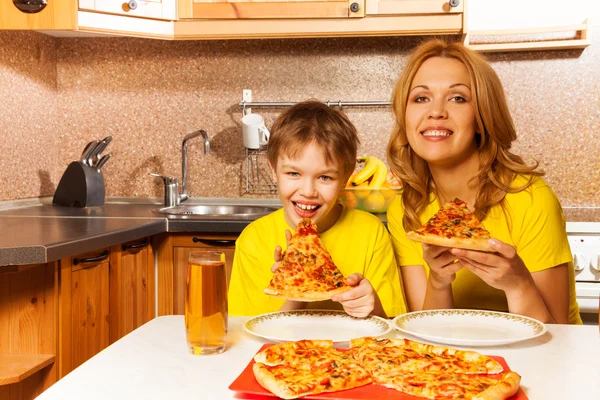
[155,233,237,316]
[58,239,154,377]
[0,263,57,399]
[109,239,155,341]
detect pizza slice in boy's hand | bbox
[264,218,351,301]
[406,198,495,252]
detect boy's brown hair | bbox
[266,100,360,177]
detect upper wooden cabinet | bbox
[179,0,365,20]
[0,0,77,30]
[366,0,462,16]
[79,0,177,21]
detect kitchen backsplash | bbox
[0,28,598,205]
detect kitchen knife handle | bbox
[122,239,149,251]
[73,250,110,266]
[192,238,236,246]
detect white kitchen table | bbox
[37,315,599,400]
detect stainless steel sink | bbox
[155,204,280,219]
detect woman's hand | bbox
[422,243,464,289]
[450,239,534,294]
[331,274,385,318]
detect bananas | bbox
[350,156,389,188]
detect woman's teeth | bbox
[422,130,452,137]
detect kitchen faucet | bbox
[151,130,210,207]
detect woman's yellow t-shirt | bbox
[228,207,407,317]
[387,176,581,324]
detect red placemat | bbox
[229,344,527,400]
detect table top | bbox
[37,315,600,400]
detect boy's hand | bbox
[271,230,292,272]
[331,274,382,318]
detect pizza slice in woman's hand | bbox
[264,218,351,301]
[406,198,495,252]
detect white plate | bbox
[244,309,392,345]
[393,309,547,347]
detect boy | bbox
[228,100,406,318]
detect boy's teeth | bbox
[423,130,451,137]
[296,203,317,211]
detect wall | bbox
[0,24,598,205]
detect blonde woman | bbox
[386,39,581,324]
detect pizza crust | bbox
[252,363,298,399]
[264,285,352,302]
[406,231,495,252]
[472,371,521,400]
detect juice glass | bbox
[185,250,228,355]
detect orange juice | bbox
[184,252,228,355]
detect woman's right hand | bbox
[422,243,463,288]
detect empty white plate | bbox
[393,309,547,346]
[244,309,392,345]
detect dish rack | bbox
[245,147,277,194]
[240,90,392,194]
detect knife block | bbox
[52,161,105,207]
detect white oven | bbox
[567,222,600,323]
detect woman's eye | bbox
[413,96,428,103]
[286,172,300,177]
[450,96,467,103]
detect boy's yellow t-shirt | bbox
[387,176,582,325]
[228,207,407,317]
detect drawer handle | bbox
[192,238,236,246]
[122,239,149,251]
[73,250,109,266]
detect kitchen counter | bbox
[0,197,599,267]
[0,196,282,266]
[36,315,600,400]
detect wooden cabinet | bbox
[179,0,365,20]
[366,0,463,15]
[79,0,177,21]
[155,233,237,316]
[0,0,77,30]
[0,263,57,400]
[109,239,155,341]
[58,239,154,377]
[58,249,111,377]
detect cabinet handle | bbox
[73,250,110,266]
[122,239,149,251]
[449,0,460,7]
[192,237,236,246]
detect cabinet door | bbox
[58,249,111,377]
[183,0,364,19]
[155,234,237,316]
[0,0,77,30]
[79,0,177,20]
[109,239,155,343]
[366,0,463,15]
[70,253,110,371]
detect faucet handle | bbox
[149,173,178,185]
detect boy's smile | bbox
[271,141,347,230]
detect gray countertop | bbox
[0,197,599,267]
[0,197,282,266]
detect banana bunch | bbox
[348,156,388,188]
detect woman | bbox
[386,39,581,324]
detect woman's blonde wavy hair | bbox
[386,39,544,232]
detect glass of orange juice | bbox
[185,251,228,355]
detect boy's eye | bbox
[286,172,300,177]
[320,175,334,182]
